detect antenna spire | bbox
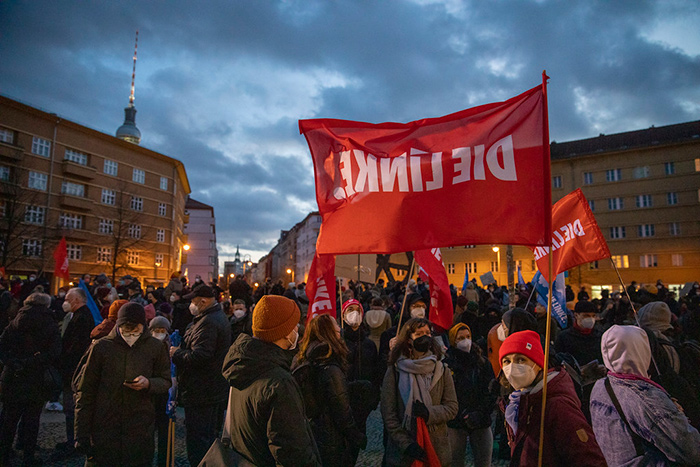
[129,30,138,107]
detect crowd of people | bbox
[0,270,699,466]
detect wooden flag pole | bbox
[396,255,417,336]
[537,246,554,467]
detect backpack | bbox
[291,362,321,420]
[678,339,700,394]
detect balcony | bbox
[58,194,94,211]
[62,160,96,180]
[58,228,91,242]
[0,142,23,162]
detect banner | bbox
[79,279,103,325]
[305,252,337,324]
[53,237,69,280]
[461,267,470,296]
[415,248,453,332]
[517,264,525,286]
[300,84,551,254]
[532,271,567,329]
[531,188,610,279]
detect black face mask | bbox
[412,335,432,353]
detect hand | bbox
[405,442,426,461]
[74,438,92,456]
[389,337,397,350]
[124,375,150,391]
[169,345,180,358]
[412,400,429,422]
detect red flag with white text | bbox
[299,84,551,254]
[305,252,337,325]
[531,189,610,279]
[53,237,70,280]
[415,248,453,332]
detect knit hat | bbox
[637,301,673,333]
[252,295,300,342]
[109,299,129,321]
[342,299,362,316]
[499,330,545,369]
[448,323,471,346]
[467,301,479,313]
[574,300,599,315]
[149,315,171,332]
[116,303,147,327]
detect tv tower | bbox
[116,30,141,144]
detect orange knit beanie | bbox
[252,295,300,342]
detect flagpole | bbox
[396,255,416,336]
[524,284,537,310]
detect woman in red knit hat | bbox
[498,330,606,466]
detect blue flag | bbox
[461,267,470,295]
[517,264,525,286]
[79,279,103,325]
[532,271,568,328]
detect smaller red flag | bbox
[411,417,441,467]
[53,237,70,280]
[415,248,453,332]
[305,252,337,325]
[531,189,611,279]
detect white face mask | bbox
[62,301,72,313]
[579,317,596,329]
[344,310,362,327]
[170,295,177,303]
[153,332,167,341]
[497,324,507,342]
[503,363,538,390]
[456,338,472,353]
[120,330,142,347]
[410,307,426,319]
[233,308,246,319]
[189,302,199,316]
[287,328,299,351]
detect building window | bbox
[447,263,455,274]
[588,199,595,211]
[66,244,82,261]
[22,239,42,257]
[128,224,141,239]
[28,171,48,191]
[0,166,10,181]
[104,159,118,176]
[31,136,51,157]
[132,168,145,184]
[608,197,624,210]
[611,255,629,268]
[667,192,678,205]
[465,263,477,274]
[589,261,599,270]
[635,194,653,208]
[155,253,164,266]
[695,158,700,172]
[672,254,683,267]
[669,222,681,236]
[158,203,167,216]
[0,128,14,144]
[640,254,657,268]
[97,247,112,263]
[156,228,165,242]
[60,212,83,229]
[160,176,168,190]
[490,261,499,272]
[633,166,649,179]
[64,149,88,165]
[130,196,143,212]
[664,162,675,175]
[61,181,85,197]
[98,219,113,235]
[583,172,593,185]
[101,189,116,205]
[127,250,139,265]
[209,256,217,266]
[637,224,655,237]
[24,206,46,225]
[552,176,562,189]
[464,245,476,249]
[606,168,621,182]
[610,226,626,239]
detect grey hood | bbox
[601,325,651,377]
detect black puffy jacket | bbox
[443,347,496,431]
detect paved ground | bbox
[6,406,510,466]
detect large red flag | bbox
[300,84,551,255]
[531,188,611,279]
[305,252,337,325]
[53,237,70,280]
[415,248,453,332]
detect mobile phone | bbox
[124,378,138,384]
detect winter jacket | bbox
[444,347,495,431]
[170,299,192,336]
[74,327,171,466]
[60,304,95,379]
[590,375,700,466]
[222,333,322,467]
[229,312,253,344]
[292,342,365,467]
[555,325,603,367]
[163,278,183,301]
[381,360,458,466]
[503,370,606,466]
[343,325,380,387]
[364,308,392,351]
[171,302,231,406]
[0,300,61,403]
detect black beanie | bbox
[117,303,146,327]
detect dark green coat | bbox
[222,333,322,467]
[74,327,171,466]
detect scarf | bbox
[396,354,444,428]
[505,390,522,436]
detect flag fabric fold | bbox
[415,248,453,332]
[53,237,70,281]
[305,252,337,324]
[532,271,567,329]
[411,417,441,467]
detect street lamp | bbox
[286,268,295,282]
[182,244,190,251]
[492,246,501,285]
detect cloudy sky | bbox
[2,0,699,264]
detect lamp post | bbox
[492,246,501,286]
[286,268,295,283]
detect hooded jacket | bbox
[222,334,321,467]
[364,307,392,350]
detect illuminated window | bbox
[611,255,629,268]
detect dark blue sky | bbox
[1,0,699,263]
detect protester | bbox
[229,298,252,343]
[292,314,367,466]
[499,330,605,465]
[90,299,128,341]
[149,315,172,467]
[555,300,603,367]
[364,296,392,351]
[381,317,458,466]
[170,285,231,466]
[169,290,191,336]
[222,295,321,465]
[0,293,61,466]
[74,303,171,466]
[444,323,495,467]
[590,325,700,465]
[163,272,183,300]
[127,281,149,306]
